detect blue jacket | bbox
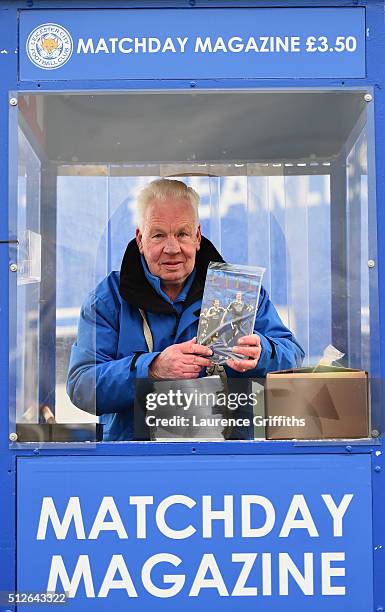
[67,237,304,441]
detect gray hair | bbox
[136,179,200,230]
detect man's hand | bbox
[149,338,213,380]
[226,334,262,373]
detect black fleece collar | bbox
[119,236,224,314]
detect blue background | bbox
[19,8,366,81]
[17,454,373,611]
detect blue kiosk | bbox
[1,1,384,610]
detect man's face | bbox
[236,292,242,301]
[136,198,201,288]
[213,299,220,309]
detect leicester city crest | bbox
[26,23,73,70]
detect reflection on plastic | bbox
[15,422,102,443]
[135,372,370,442]
[197,262,265,364]
[314,344,345,369]
[135,377,259,441]
[266,367,369,439]
[17,229,41,285]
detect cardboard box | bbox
[265,366,369,440]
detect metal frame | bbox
[1,0,385,609]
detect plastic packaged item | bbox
[197,262,265,364]
[313,344,345,370]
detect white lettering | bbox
[202,495,233,538]
[88,496,128,540]
[95,38,109,54]
[184,392,194,411]
[37,497,85,540]
[276,37,289,52]
[241,495,275,537]
[262,553,272,595]
[245,37,260,53]
[291,36,301,51]
[279,495,319,537]
[156,495,196,539]
[148,37,161,53]
[135,38,146,53]
[129,496,153,539]
[47,555,95,598]
[118,38,133,53]
[259,36,270,52]
[213,37,228,53]
[231,553,258,596]
[321,552,346,595]
[189,554,229,596]
[195,36,212,53]
[162,38,176,53]
[279,552,314,595]
[77,38,94,54]
[322,494,353,537]
[109,37,118,53]
[227,37,244,52]
[177,36,189,52]
[98,555,138,597]
[142,553,185,598]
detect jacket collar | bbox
[119,236,224,314]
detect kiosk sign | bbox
[17,455,372,611]
[19,8,366,80]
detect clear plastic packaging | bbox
[197,262,265,364]
[313,344,345,371]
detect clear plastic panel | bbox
[18,229,41,284]
[9,90,377,443]
[15,130,41,426]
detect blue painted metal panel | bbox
[365,3,385,605]
[19,7,366,81]
[8,440,382,455]
[17,454,372,611]
[0,2,18,604]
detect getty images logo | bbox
[26,23,73,70]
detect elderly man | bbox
[67,178,304,440]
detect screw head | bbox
[364,93,373,102]
[368,259,375,268]
[375,465,382,473]
[9,263,17,272]
[372,429,380,438]
[9,432,18,442]
[9,97,18,106]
